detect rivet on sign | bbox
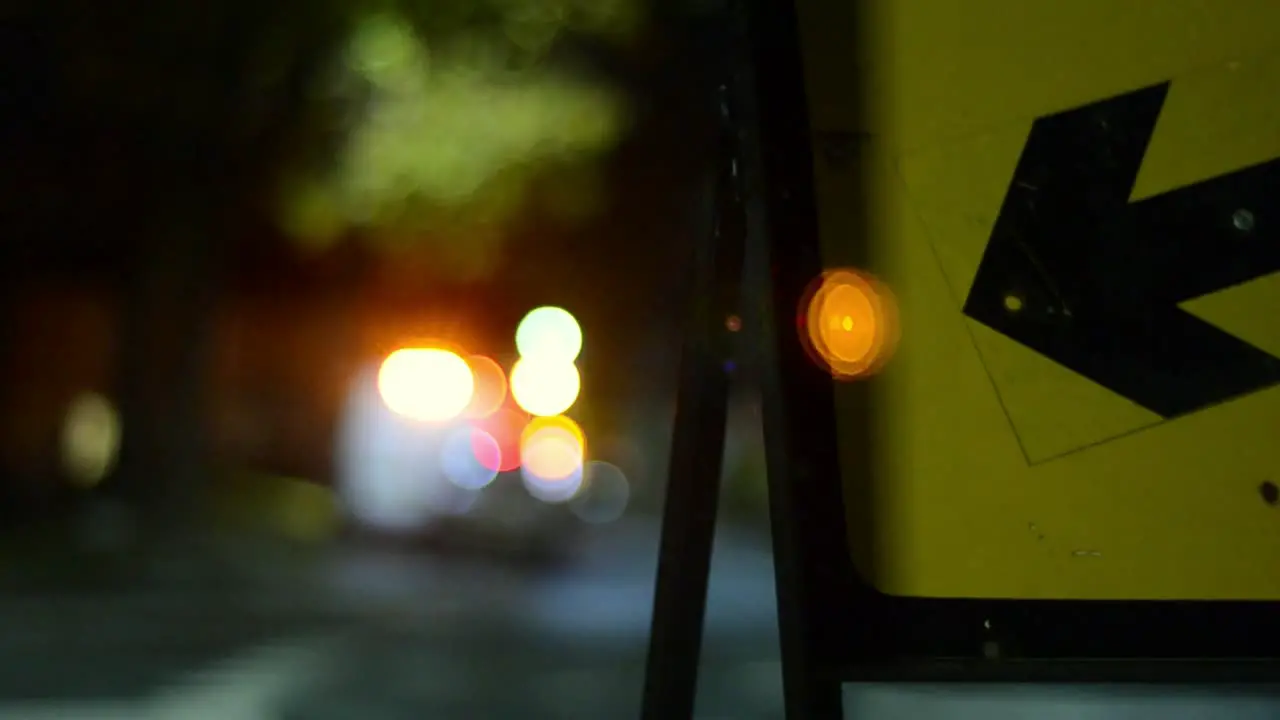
[1003,294,1024,313]
[1260,480,1278,506]
[1232,208,1256,232]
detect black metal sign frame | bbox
[745,0,1280,717]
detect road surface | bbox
[0,520,782,718]
[2,520,1278,718]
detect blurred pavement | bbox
[0,518,783,718]
[3,518,1278,719]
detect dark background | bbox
[1,1,1275,716]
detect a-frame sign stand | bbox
[639,0,851,715]
[642,0,1280,717]
[637,43,753,720]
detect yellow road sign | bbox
[799,0,1280,600]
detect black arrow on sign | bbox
[964,82,1280,419]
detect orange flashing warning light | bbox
[799,268,899,380]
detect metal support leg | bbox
[640,78,750,720]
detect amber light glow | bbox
[799,268,898,379]
[463,354,508,419]
[509,357,581,417]
[377,347,475,422]
[520,415,586,503]
[520,415,586,482]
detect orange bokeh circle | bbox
[519,415,587,482]
[798,268,899,380]
[463,354,508,420]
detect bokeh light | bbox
[60,392,120,488]
[522,465,583,504]
[522,460,584,504]
[570,461,631,524]
[442,425,501,490]
[472,406,528,473]
[463,354,508,419]
[799,268,899,380]
[377,347,475,422]
[520,415,586,503]
[520,416,586,480]
[515,306,583,363]
[510,357,581,416]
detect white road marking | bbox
[0,634,342,720]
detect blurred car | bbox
[333,310,593,566]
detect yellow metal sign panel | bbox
[798,1,1280,599]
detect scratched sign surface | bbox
[796,0,1280,599]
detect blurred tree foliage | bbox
[278,2,640,281]
[4,0,640,263]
